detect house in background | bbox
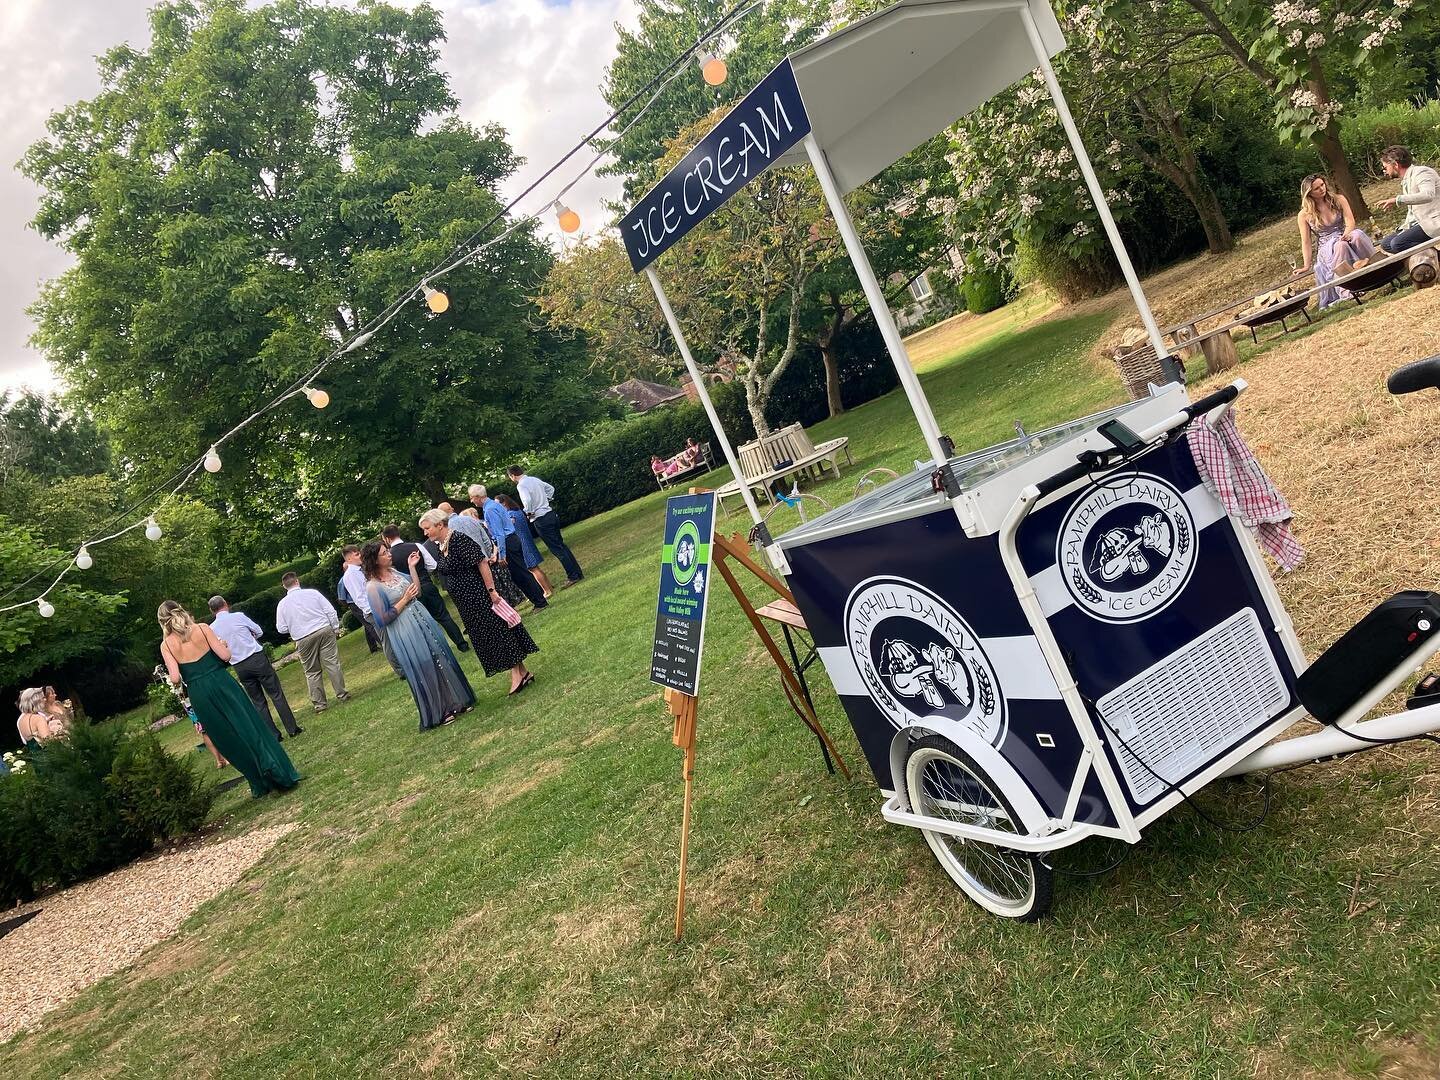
[606,377,688,414]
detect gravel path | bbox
[0,821,297,1042]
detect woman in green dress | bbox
[158,601,301,798]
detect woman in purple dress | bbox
[1297,174,1377,310]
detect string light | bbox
[0,1,762,622]
[421,285,450,314]
[554,201,581,234]
[700,52,728,86]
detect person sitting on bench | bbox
[1377,145,1440,256]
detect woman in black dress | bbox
[419,508,538,695]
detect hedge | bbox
[497,319,898,526]
[230,556,346,641]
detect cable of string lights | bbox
[0,1,761,620]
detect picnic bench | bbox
[653,441,716,489]
[714,421,853,514]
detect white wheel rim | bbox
[906,746,1037,917]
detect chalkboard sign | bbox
[650,492,717,695]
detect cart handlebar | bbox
[1032,380,1247,500]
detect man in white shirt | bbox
[208,596,302,739]
[1378,144,1440,254]
[342,544,405,678]
[506,465,584,586]
[275,572,350,713]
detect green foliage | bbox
[1340,98,1440,175]
[0,722,213,905]
[0,515,127,688]
[23,0,603,522]
[961,270,1010,315]
[231,585,288,640]
[106,733,213,843]
[0,391,110,485]
[145,680,184,724]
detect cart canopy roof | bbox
[620,0,1065,271]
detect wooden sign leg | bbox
[669,690,698,941]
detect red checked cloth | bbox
[1186,410,1304,571]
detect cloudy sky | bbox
[0,0,636,394]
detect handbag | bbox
[491,595,522,628]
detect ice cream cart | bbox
[622,0,1440,919]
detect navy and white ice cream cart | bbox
[624,0,1440,919]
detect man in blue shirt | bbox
[469,484,548,609]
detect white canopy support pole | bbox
[645,267,768,531]
[1018,4,1170,363]
[803,135,950,467]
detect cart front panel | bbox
[787,503,1117,828]
[1017,439,1302,816]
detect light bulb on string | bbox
[37,599,54,619]
[554,201,581,234]
[304,386,330,409]
[204,446,222,473]
[145,516,162,542]
[699,52,727,86]
[75,546,92,570]
[421,285,450,314]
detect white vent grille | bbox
[1095,607,1288,804]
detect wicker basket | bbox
[1111,342,1184,400]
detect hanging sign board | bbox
[650,492,717,695]
[620,59,811,272]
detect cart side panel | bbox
[1016,440,1302,816]
[787,504,1117,827]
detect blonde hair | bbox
[1299,174,1338,228]
[418,508,448,529]
[157,600,196,641]
[17,687,45,715]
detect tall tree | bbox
[23,0,601,514]
[0,392,110,489]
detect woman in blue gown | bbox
[361,542,474,731]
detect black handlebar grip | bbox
[1388,355,1440,395]
[1182,384,1241,421]
[1034,458,1095,499]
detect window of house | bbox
[908,272,933,302]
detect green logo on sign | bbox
[671,519,702,586]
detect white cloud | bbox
[0,0,637,393]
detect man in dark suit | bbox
[382,525,469,652]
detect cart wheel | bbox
[903,734,1053,921]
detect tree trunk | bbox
[817,300,849,418]
[1130,90,1235,255]
[1308,57,1368,220]
[744,376,770,437]
[417,473,448,505]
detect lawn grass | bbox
[5,308,1440,1078]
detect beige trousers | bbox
[295,625,346,708]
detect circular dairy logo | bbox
[1056,473,1196,623]
[671,520,701,587]
[843,577,1006,746]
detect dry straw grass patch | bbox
[1190,284,1440,654]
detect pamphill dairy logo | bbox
[1057,473,1196,623]
[844,577,1005,746]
